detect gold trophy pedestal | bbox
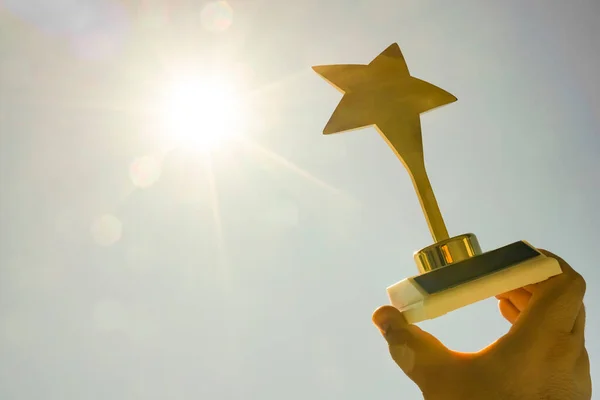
[388,234,561,323]
[313,43,563,323]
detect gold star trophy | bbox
[313,43,563,323]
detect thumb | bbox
[372,306,456,387]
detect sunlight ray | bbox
[204,154,231,292]
[245,68,311,102]
[240,138,350,199]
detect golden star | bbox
[313,43,456,242]
[312,43,456,154]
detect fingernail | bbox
[373,306,403,340]
[379,322,391,337]
[373,316,389,333]
[373,309,390,327]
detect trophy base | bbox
[386,241,562,324]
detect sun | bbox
[163,76,243,151]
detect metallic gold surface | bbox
[312,43,456,243]
[414,233,482,273]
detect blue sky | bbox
[1,0,598,398]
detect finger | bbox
[373,306,454,385]
[373,306,449,356]
[495,285,536,302]
[575,348,590,379]
[513,249,586,335]
[498,299,519,324]
[496,288,532,312]
[572,304,586,338]
[522,284,538,294]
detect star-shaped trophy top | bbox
[313,43,456,243]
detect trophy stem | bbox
[408,164,449,243]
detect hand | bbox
[372,250,591,400]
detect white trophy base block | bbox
[387,246,562,324]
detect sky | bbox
[0,0,599,399]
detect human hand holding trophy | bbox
[313,43,563,323]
